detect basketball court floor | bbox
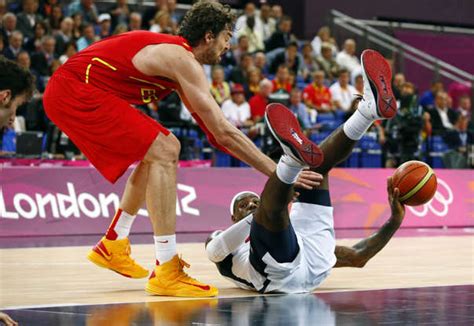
[1,230,473,325]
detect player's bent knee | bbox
[143,133,181,164]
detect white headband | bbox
[229,191,260,215]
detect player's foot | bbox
[359,49,397,120]
[146,255,218,297]
[87,236,149,278]
[265,103,324,168]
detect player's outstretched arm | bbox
[334,177,405,268]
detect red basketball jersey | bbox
[58,31,193,105]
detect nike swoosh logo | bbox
[157,240,169,243]
[93,242,112,261]
[178,280,211,291]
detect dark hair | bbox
[338,68,349,76]
[178,1,236,47]
[0,56,34,99]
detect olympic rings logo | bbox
[408,178,453,217]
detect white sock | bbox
[105,209,135,240]
[154,234,177,265]
[343,108,374,140]
[276,154,304,184]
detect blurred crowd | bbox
[0,0,472,168]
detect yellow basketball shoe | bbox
[146,255,218,297]
[87,236,149,279]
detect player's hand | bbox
[295,169,323,190]
[0,312,18,326]
[387,177,405,224]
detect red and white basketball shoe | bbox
[359,49,397,120]
[265,103,324,168]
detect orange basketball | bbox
[392,160,437,206]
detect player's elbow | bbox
[205,231,225,263]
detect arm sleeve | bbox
[206,214,253,263]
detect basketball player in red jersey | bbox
[43,1,322,297]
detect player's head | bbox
[230,191,260,223]
[178,0,236,65]
[0,57,34,128]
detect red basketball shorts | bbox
[43,71,170,183]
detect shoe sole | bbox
[145,283,218,297]
[265,103,323,168]
[361,49,397,119]
[87,250,148,279]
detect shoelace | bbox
[116,243,138,267]
[176,256,201,283]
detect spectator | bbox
[72,12,83,40]
[233,35,249,65]
[354,74,364,95]
[58,41,77,64]
[142,0,166,30]
[271,64,292,93]
[442,114,473,168]
[24,20,48,53]
[419,80,444,108]
[46,4,63,32]
[76,23,98,51]
[392,72,406,100]
[31,35,57,76]
[300,42,318,82]
[335,39,361,76]
[329,68,357,112]
[129,12,142,31]
[249,78,273,123]
[259,3,275,41]
[303,70,333,114]
[426,91,458,135]
[265,15,295,52]
[270,4,283,23]
[235,2,262,40]
[210,65,230,106]
[113,23,128,35]
[96,13,112,39]
[221,84,253,128]
[16,0,43,39]
[166,0,182,26]
[455,95,471,119]
[254,51,269,76]
[68,0,98,24]
[149,10,174,34]
[39,0,59,18]
[0,0,6,19]
[311,26,337,57]
[17,50,44,92]
[288,88,311,130]
[229,52,254,85]
[269,41,300,75]
[1,12,17,46]
[110,0,131,30]
[236,15,264,53]
[315,42,339,82]
[244,67,262,100]
[3,31,24,60]
[55,17,74,57]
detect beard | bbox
[201,48,223,65]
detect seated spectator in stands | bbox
[229,53,254,85]
[17,50,44,93]
[76,23,98,51]
[311,26,337,57]
[288,88,311,131]
[149,10,175,34]
[39,0,59,18]
[419,80,444,108]
[16,0,43,39]
[167,0,183,25]
[270,4,283,23]
[3,31,24,60]
[249,78,273,123]
[58,41,77,64]
[68,0,98,24]
[142,0,165,29]
[55,17,74,57]
[233,35,249,65]
[354,74,364,95]
[31,35,57,76]
[72,12,83,40]
[24,21,48,53]
[259,3,275,41]
[392,72,405,100]
[271,64,292,93]
[244,67,262,100]
[254,51,269,76]
[265,15,295,52]
[303,70,333,114]
[129,12,142,31]
[110,0,132,30]
[210,65,230,106]
[315,42,339,82]
[47,4,64,32]
[335,39,361,76]
[235,2,262,39]
[236,15,264,53]
[269,41,300,75]
[1,12,17,46]
[96,13,112,39]
[442,114,473,169]
[300,42,318,82]
[221,84,254,128]
[455,95,471,119]
[0,0,5,17]
[426,91,458,135]
[113,23,128,35]
[330,69,357,112]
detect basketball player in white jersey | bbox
[206,50,405,293]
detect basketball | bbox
[392,160,437,206]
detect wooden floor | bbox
[1,236,473,309]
